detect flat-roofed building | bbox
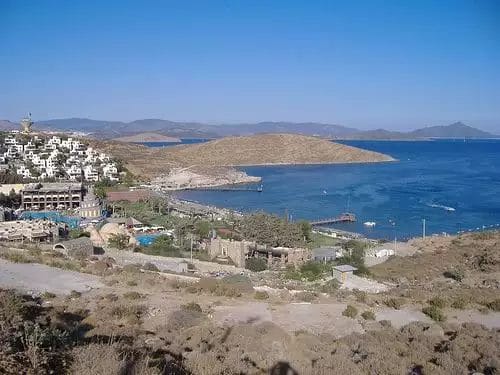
[21,182,84,210]
[332,264,358,283]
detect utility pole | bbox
[422,219,426,239]
[190,235,193,263]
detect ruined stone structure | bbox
[208,238,312,269]
[208,238,254,267]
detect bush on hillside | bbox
[361,310,376,320]
[422,305,446,322]
[342,305,358,319]
[245,257,267,272]
[107,233,129,250]
[443,268,465,282]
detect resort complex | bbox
[1,131,119,182]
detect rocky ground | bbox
[151,166,261,190]
[0,230,499,374]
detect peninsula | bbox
[96,133,394,189]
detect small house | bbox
[312,246,340,263]
[332,264,358,283]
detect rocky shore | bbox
[151,166,261,190]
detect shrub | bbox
[142,262,159,272]
[122,264,142,273]
[450,297,468,309]
[320,279,340,294]
[181,302,202,312]
[69,290,81,299]
[254,291,270,300]
[107,233,129,250]
[245,257,267,272]
[361,310,376,320]
[1,251,32,263]
[295,291,317,303]
[354,264,372,277]
[221,275,254,292]
[123,291,142,300]
[380,319,392,328]
[68,229,90,239]
[353,289,367,303]
[299,261,327,281]
[126,280,138,287]
[0,290,28,324]
[110,304,145,321]
[195,276,253,298]
[384,297,404,310]
[104,293,119,302]
[484,299,500,311]
[428,296,447,309]
[443,269,464,282]
[284,268,302,281]
[342,305,358,318]
[422,305,446,322]
[169,279,190,290]
[41,291,56,299]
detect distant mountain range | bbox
[0,118,497,140]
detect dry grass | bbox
[123,291,143,300]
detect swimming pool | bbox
[20,211,80,229]
[136,233,161,246]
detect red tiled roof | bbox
[106,189,154,203]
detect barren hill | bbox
[113,132,181,143]
[159,134,394,167]
[95,134,393,179]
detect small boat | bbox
[363,221,376,227]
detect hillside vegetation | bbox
[94,133,394,178]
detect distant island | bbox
[113,132,181,143]
[8,117,494,140]
[93,133,394,188]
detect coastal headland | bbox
[95,133,394,189]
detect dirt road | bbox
[0,259,103,295]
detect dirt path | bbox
[0,259,103,295]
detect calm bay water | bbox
[145,139,500,240]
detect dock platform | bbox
[310,213,357,226]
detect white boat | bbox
[363,221,376,227]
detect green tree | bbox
[144,234,180,257]
[108,233,129,250]
[0,189,21,208]
[194,220,212,239]
[298,220,312,242]
[239,212,304,247]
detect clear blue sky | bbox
[1,0,499,131]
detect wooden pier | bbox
[310,213,357,226]
[185,185,263,193]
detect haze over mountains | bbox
[0,118,496,140]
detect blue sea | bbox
[143,139,500,240]
[140,139,211,148]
